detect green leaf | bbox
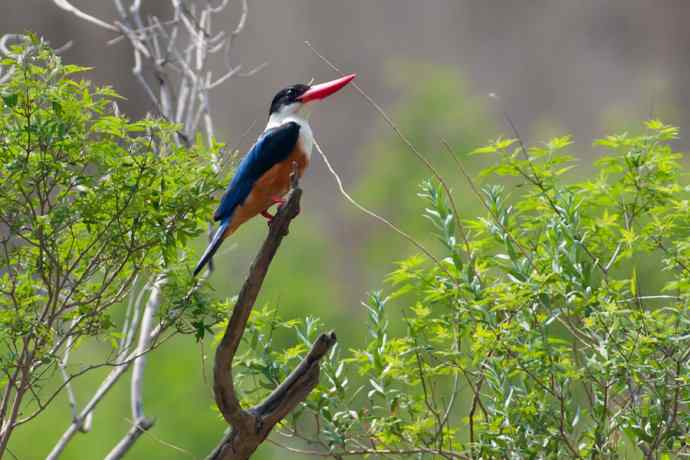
[630,268,637,297]
[2,93,18,108]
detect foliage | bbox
[4,38,689,460]
[238,120,690,458]
[0,37,222,450]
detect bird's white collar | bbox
[265,109,314,158]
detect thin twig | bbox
[441,139,530,257]
[305,41,471,257]
[313,139,442,268]
[52,0,119,32]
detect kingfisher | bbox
[193,73,356,276]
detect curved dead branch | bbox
[209,167,337,460]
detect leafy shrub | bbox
[0,37,221,451]
[239,121,690,459]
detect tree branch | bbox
[52,0,119,32]
[104,275,165,460]
[209,166,337,460]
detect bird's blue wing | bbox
[213,121,300,222]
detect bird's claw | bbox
[262,197,287,227]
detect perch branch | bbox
[209,164,337,460]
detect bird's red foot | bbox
[271,195,286,206]
[260,210,274,223]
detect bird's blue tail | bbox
[193,220,230,277]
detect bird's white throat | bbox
[266,103,314,158]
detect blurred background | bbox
[3,1,690,458]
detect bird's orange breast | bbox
[225,145,309,235]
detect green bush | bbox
[0,37,221,454]
[240,121,690,459]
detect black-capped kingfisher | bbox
[193,73,356,276]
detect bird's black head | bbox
[269,84,310,116]
[267,74,357,118]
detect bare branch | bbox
[213,171,303,427]
[46,357,135,460]
[254,331,337,428]
[223,0,248,71]
[0,34,26,56]
[57,318,92,434]
[52,0,119,32]
[45,318,171,459]
[0,35,26,84]
[104,275,165,460]
[209,166,336,460]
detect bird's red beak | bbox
[298,73,356,103]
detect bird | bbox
[193,73,356,277]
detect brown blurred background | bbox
[6,1,690,160]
